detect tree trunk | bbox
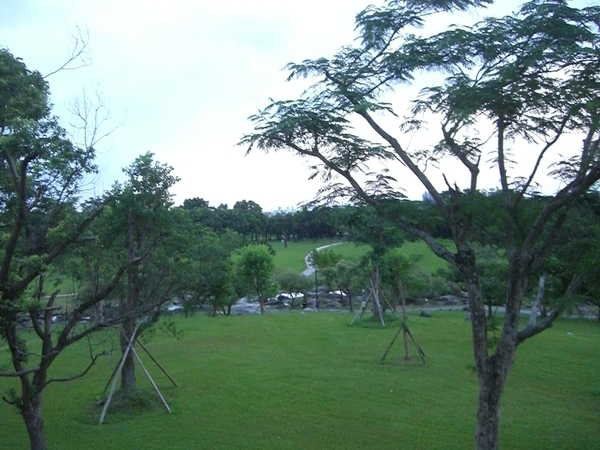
[345,289,353,313]
[474,370,505,450]
[370,270,384,326]
[22,393,46,450]
[399,280,409,360]
[120,317,137,391]
[94,301,103,326]
[121,219,139,391]
[460,248,524,450]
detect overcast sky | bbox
[0,0,584,211]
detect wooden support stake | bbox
[405,325,426,365]
[381,322,426,365]
[350,295,370,326]
[102,356,122,396]
[136,338,178,387]
[131,345,171,414]
[370,273,385,328]
[381,324,404,362]
[99,323,140,425]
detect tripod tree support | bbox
[99,323,140,425]
[99,323,175,425]
[381,321,426,365]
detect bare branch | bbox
[514,115,570,207]
[46,350,106,386]
[0,367,40,378]
[517,274,582,345]
[67,86,126,152]
[43,25,91,79]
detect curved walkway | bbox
[301,242,346,276]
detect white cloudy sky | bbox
[0,0,584,211]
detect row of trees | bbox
[182,197,347,241]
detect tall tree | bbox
[231,200,266,241]
[241,1,600,448]
[0,48,123,450]
[111,152,180,391]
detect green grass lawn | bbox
[2,312,598,449]
[271,239,335,273]
[271,238,449,275]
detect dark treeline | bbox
[181,197,348,242]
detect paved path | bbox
[302,242,346,276]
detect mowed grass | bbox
[271,238,448,274]
[1,312,598,449]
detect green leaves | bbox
[0,48,49,126]
[235,243,276,308]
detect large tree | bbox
[241,1,600,448]
[0,48,124,450]
[111,152,180,392]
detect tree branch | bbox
[517,274,581,345]
[0,367,40,378]
[43,25,91,79]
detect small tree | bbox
[275,270,312,308]
[235,244,276,314]
[322,260,367,312]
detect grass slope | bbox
[1,312,598,449]
[271,239,448,275]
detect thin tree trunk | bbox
[346,289,353,313]
[399,280,409,360]
[371,270,384,325]
[94,301,103,326]
[529,273,546,327]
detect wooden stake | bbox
[99,323,140,425]
[130,345,171,414]
[381,325,403,362]
[136,338,177,387]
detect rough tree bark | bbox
[21,393,46,450]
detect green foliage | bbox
[274,270,311,295]
[235,244,277,312]
[309,248,342,269]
